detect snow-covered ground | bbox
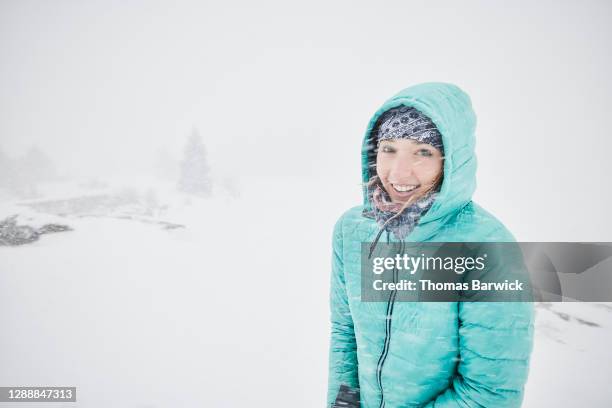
[525,302,612,407]
[1,180,611,407]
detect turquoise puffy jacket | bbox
[327,83,534,408]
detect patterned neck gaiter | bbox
[366,177,438,241]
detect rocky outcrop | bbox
[0,215,71,246]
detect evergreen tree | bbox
[178,128,212,196]
[20,146,58,183]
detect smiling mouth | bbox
[392,183,419,192]
[391,183,420,196]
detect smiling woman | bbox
[327,82,535,408]
[364,105,446,242]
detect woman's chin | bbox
[390,190,422,205]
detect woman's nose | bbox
[389,156,417,179]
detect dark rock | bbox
[0,215,39,246]
[39,224,73,234]
[0,215,71,246]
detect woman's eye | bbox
[381,145,395,153]
[417,149,433,157]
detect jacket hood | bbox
[361,82,477,239]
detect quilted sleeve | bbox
[423,301,535,408]
[327,215,360,407]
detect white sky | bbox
[1,0,611,239]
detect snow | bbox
[0,178,334,407]
[524,302,612,407]
[1,180,611,407]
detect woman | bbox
[327,82,534,408]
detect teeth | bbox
[392,184,418,192]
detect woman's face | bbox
[376,139,444,204]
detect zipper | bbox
[375,238,404,408]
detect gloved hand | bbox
[332,384,360,408]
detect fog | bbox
[2,1,611,241]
